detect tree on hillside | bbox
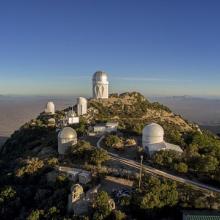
[67,140,92,161]
[105,135,121,149]
[152,150,180,168]
[16,158,44,177]
[174,162,188,173]
[89,148,109,166]
[0,186,16,208]
[193,155,219,173]
[92,191,113,220]
[132,175,178,210]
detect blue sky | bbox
[0,0,220,97]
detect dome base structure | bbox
[144,141,183,157]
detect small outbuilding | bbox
[93,122,118,134]
[106,122,118,132]
[182,210,220,220]
[67,170,80,182]
[67,110,79,125]
[93,123,107,134]
[79,171,92,185]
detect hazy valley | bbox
[0,96,78,146]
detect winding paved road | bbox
[97,135,220,194]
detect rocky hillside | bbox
[83,92,195,139]
[1,92,220,220]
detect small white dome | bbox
[58,127,77,139]
[93,71,108,82]
[45,101,55,114]
[142,123,164,145]
[77,97,87,104]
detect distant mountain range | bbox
[150,96,220,134]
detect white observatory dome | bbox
[92,71,109,99]
[58,127,77,155]
[77,97,87,104]
[142,123,164,145]
[45,101,55,114]
[93,71,108,82]
[58,127,77,139]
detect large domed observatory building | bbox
[92,71,109,99]
[142,123,183,157]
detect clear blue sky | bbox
[0,0,220,97]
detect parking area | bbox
[100,175,134,194]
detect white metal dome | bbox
[58,127,77,155]
[77,97,87,104]
[45,101,55,114]
[93,71,108,82]
[58,127,77,139]
[142,123,164,145]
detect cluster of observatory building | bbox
[43,71,183,157]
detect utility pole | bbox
[138,155,144,190]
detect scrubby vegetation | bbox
[89,92,191,136]
[67,140,109,166]
[151,130,220,186]
[131,175,179,212]
[1,91,220,219]
[104,134,136,151]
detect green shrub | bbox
[89,148,109,166]
[174,162,188,173]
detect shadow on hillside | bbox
[0,136,8,146]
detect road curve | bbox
[97,135,220,194]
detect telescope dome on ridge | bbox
[93,71,108,82]
[92,70,109,99]
[142,123,164,145]
[45,101,55,115]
